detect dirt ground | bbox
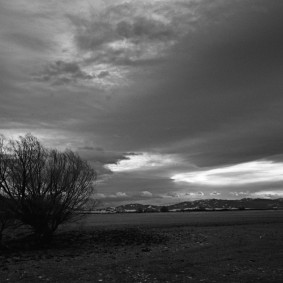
[0,211,282,283]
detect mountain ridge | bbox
[112,198,283,212]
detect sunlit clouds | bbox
[251,190,283,199]
[171,161,283,186]
[106,152,180,172]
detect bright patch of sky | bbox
[171,161,283,186]
[107,152,180,172]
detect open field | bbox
[1,210,283,282]
[76,210,283,228]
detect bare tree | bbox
[0,136,14,245]
[0,134,97,241]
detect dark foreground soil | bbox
[0,213,282,282]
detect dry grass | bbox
[0,210,282,282]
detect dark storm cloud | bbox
[93,0,283,165]
[76,147,143,185]
[188,2,283,93]
[77,147,131,166]
[189,123,283,167]
[166,0,283,166]
[78,0,283,205]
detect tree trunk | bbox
[0,231,3,248]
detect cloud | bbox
[106,152,181,172]
[34,60,94,85]
[229,190,283,199]
[116,192,128,197]
[186,191,204,197]
[165,191,204,198]
[250,190,283,199]
[69,3,177,50]
[139,191,153,198]
[93,193,106,199]
[165,192,181,198]
[97,71,110,78]
[171,161,283,186]
[77,147,136,182]
[72,14,175,52]
[67,0,201,69]
[230,192,250,197]
[210,191,221,196]
[78,147,129,166]
[109,192,128,199]
[3,32,52,52]
[1,0,283,206]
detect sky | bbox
[1,0,283,207]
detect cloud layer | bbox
[1,0,283,205]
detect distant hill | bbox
[114,198,283,213]
[116,203,160,213]
[166,198,283,211]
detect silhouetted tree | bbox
[0,134,97,241]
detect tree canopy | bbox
[0,134,97,240]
